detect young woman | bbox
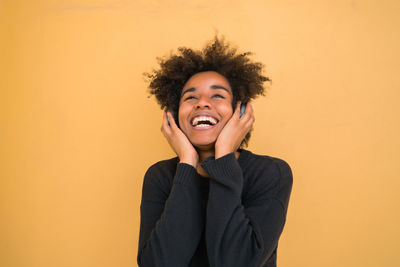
[137,37,293,267]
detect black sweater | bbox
[137,149,293,267]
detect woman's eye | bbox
[213,94,225,98]
[185,96,196,101]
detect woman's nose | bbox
[196,96,211,109]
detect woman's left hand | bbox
[215,101,255,159]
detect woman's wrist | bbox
[179,156,198,167]
[215,144,234,159]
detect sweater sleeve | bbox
[137,162,206,267]
[201,153,293,267]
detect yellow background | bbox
[1,0,399,266]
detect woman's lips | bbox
[190,114,219,125]
[191,123,217,130]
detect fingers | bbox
[234,101,241,117]
[167,111,179,130]
[237,100,254,120]
[239,101,254,133]
[228,101,254,139]
[248,101,255,124]
[161,110,180,137]
[161,111,170,136]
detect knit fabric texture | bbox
[137,149,293,267]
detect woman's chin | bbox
[191,139,216,150]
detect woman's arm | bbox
[201,153,293,267]
[137,161,206,267]
[138,110,205,266]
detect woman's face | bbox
[178,71,234,149]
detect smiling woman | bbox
[138,36,293,267]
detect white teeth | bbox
[195,124,210,128]
[192,116,217,126]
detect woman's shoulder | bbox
[241,150,293,205]
[241,149,292,174]
[241,149,293,188]
[144,156,179,180]
[142,157,179,198]
[146,156,179,172]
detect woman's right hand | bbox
[161,111,198,167]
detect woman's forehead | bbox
[182,71,232,92]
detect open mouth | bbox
[191,115,218,129]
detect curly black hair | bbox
[145,35,270,148]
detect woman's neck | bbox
[195,147,240,178]
[198,150,215,163]
[195,147,214,178]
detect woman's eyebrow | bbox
[210,85,229,92]
[181,84,230,97]
[181,87,196,96]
